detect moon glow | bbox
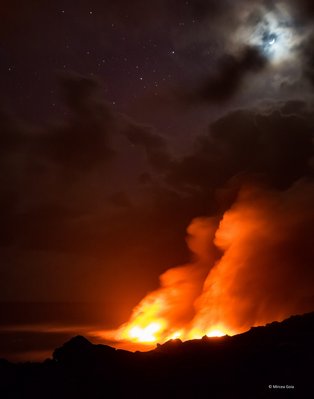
[234,4,303,66]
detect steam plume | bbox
[103,180,314,347]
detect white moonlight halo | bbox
[234,4,302,66]
[249,10,294,64]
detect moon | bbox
[234,4,301,66]
[262,32,278,53]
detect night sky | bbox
[1,1,314,360]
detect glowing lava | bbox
[206,329,226,338]
[98,181,314,351]
[128,322,164,343]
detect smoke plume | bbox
[104,179,314,347]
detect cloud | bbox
[166,101,314,194]
[301,33,314,87]
[0,73,181,275]
[1,73,117,174]
[122,122,173,171]
[186,46,267,104]
[47,73,118,170]
[0,73,120,255]
[169,0,314,104]
[0,66,313,313]
[289,0,314,20]
[107,192,132,208]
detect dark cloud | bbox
[282,1,314,88]
[45,74,116,171]
[167,0,314,104]
[166,101,314,194]
[3,96,312,255]
[0,73,177,254]
[1,64,313,315]
[289,0,314,20]
[301,34,314,87]
[178,46,267,104]
[0,73,116,173]
[0,73,120,256]
[139,172,152,185]
[123,122,173,171]
[108,191,132,208]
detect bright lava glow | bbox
[128,322,163,343]
[206,329,226,338]
[98,181,314,353]
[169,331,183,340]
[124,324,228,344]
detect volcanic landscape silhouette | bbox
[1,311,313,398]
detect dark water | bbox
[0,302,117,362]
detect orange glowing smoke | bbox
[101,181,314,349]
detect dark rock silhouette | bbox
[0,312,313,398]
